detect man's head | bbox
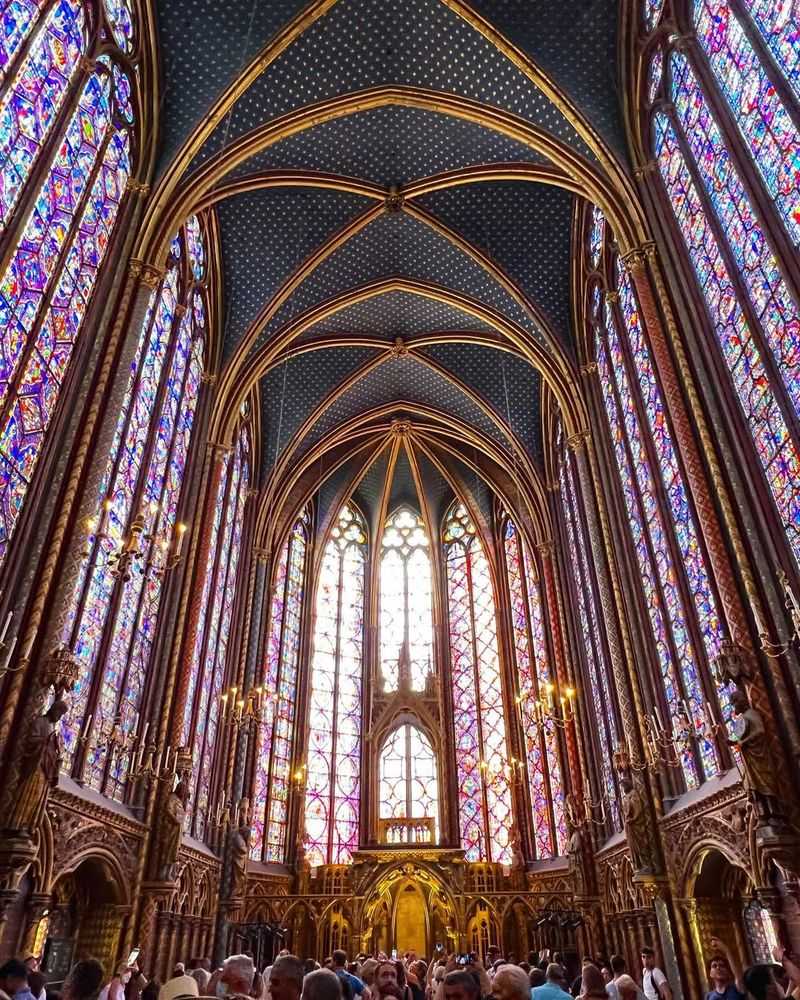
[492,965,530,1000]
[545,964,567,988]
[615,976,638,1000]
[600,968,612,985]
[301,970,344,1000]
[268,956,304,1000]
[708,954,733,988]
[640,948,656,972]
[486,947,501,964]
[442,971,480,1000]
[0,960,28,996]
[743,965,784,1000]
[222,955,255,995]
[529,970,545,989]
[332,953,347,971]
[63,961,105,1000]
[610,956,626,978]
[374,962,399,996]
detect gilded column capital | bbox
[546,480,559,493]
[199,371,217,385]
[604,289,619,304]
[566,429,590,452]
[253,547,270,564]
[621,242,657,273]
[535,540,554,559]
[579,362,598,378]
[633,160,657,179]
[129,258,166,288]
[125,177,150,197]
[245,488,259,500]
[206,438,232,458]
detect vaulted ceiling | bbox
[149,0,633,538]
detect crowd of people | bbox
[2,938,800,1000]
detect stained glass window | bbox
[379,507,433,691]
[182,421,251,839]
[379,724,438,842]
[648,24,800,569]
[745,0,799,101]
[556,424,620,829]
[444,502,513,864]
[592,223,726,787]
[304,504,366,866]
[0,54,134,567]
[251,508,309,862]
[503,519,566,857]
[693,0,800,246]
[62,218,208,803]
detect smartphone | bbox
[457,955,468,966]
[126,948,140,967]
[391,949,397,960]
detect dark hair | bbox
[0,961,29,981]
[272,956,304,988]
[332,952,347,968]
[743,965,777,1000]
[142,980,160,1000]
[64,960,105,1000]
[610,956,626,975]
[529,970,545,988]
[29,972,46,998]
[443,972,480,998]
[640,948,655,958]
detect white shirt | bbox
[642,967,667,1000]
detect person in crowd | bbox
[531,963,571,1000]
[569,960,593,998]
[332,954,363,997]
[141,980,160,1000]
[492,964,530,1000]
[742,965,786,1000]
[301,971,343,1000]
[706,939,744,1000]
[639,949,670,1000]
[22,961,43,1000]
[441,971,479,1000]
[189,971,210,996]
[101,964,135,1000]
[581,966,609,1000]
[157,975,198,1000]
[62,962,105,1000]
[529,971,545,991]
[303,964,319,977]
[0,960,35,1000]
[220,956,256,1000]
[614,979,638,1000]
[268,956,304,1000]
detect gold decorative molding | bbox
[566,429,590,452]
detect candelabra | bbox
[292,762,307,789]
[83,499,188,581]
[754,571,800,658]
[637,699,720,772]
[220,684,274,731]
[515,683,577,730]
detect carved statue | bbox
[9,699,67,835]
[154,780,189,881]
[619,772,656,875]
[228,821,251,899]
[567,821,585,896]
[295,832,311,895]
[509,820,525,872]
[728,688,784,825]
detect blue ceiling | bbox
[152,0,627,501]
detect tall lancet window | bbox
[182,416,251,839]
[379,724,439,842]
[644,1,800,568]
[0,1,137,567]
[251,507,309,862]
[444,502,513,863]
[503,518,567,858]
[379,507,434,691]
[304,503,366,865]
[556,420,621,829]
[62,217,207,802]
[589,207,728,789]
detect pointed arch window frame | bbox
[639,1,800,572]
[0,2,142,578]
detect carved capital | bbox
[130,259,166,289]
[566,429,590,452]
[633,160,658,179]
[253,547,270,564]
[579,362,598,378]
[199,371,217,385]
[125,178,150,197]
[604,289,619,304]
[536,540,554,559]
[206,439,232,458]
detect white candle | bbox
[5,634,17,662]
[82,713,93,738]
[0,611,12,644]
[753,603,768,636]
[653,704,664,732]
